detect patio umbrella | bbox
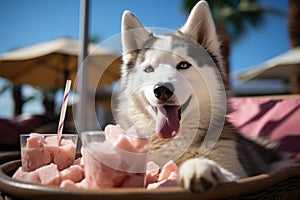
[0,37,121,89]
[237,47,300,82]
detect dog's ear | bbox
[121,11,152,64]
[180,1,220,59]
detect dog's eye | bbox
[177,61,191,70]
[144,66,154,73]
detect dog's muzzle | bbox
[153,82,180,139]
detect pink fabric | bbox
[0,115,41,147]
[228,97,300,162]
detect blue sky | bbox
[0,0,289,71]
[0,0,290,118]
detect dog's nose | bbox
[154,83,174,100]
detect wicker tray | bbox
[0,152,299,200]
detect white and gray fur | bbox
[115,1,285,193]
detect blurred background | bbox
[0,0,299,150]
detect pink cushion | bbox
[228,97,300,162]
[0,115,41,147]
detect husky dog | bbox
[115,0,283,193]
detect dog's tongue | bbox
[156,106,180,139]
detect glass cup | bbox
[20,133,78,172]
[81,130,148,188]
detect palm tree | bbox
[183,0,283,86]
[0,82,35,116]
[288,0,300,48]
[40,87,58,116]
[288,0,300,93]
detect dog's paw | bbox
[178,158,237,193]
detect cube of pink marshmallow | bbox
[60,165,84,183]
[12,167,40,184]
[60,180,78,188]
[21,147,52,172]
[114,134,136,153]
[146,161,160,175]
[43,135,59,146]
[158,160,178,182]
[104,125,123,143]
[37,164,60,185]
[26,134,42,148]
[52,144,76,170]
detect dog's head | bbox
[117,1,226,140]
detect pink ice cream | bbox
[13,159,85,186]
[81,125,149,188]
[21,133,77,172]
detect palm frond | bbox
[182,0,285,41]
[0,83,12,95]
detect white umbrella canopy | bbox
[0,37,121,88]
[237,47,300,82]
